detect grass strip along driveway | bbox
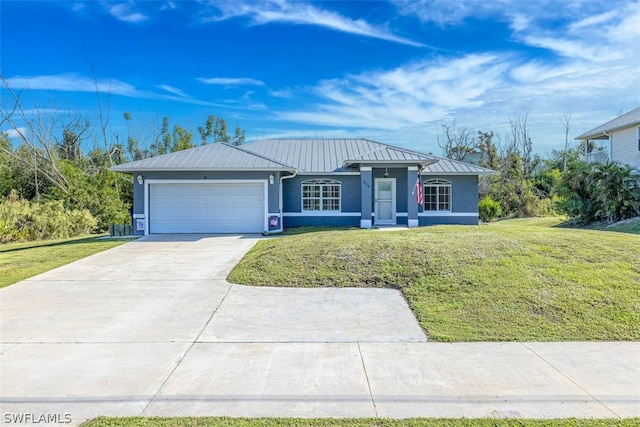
[0,235,134,288]
[229,218,640,342]
[82,417,640,427]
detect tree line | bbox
[0,78,245,241]
[1,78,638,242]
[437,111,639,224]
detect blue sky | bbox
[1,0,639,157]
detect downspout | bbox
[270,169,298,234]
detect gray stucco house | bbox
[111,139,495,235]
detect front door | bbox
[375,178,396,225]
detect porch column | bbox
[407,166,419,227]
[360,166,372,228]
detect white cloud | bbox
[107,2,149,23]
[203,0,424,47]
[569,9,618,30]
[5,74,139,96]
[197,77,265,86]
[157,84,189,98]
[3,127,27,140]
[276,54,508,130]
[2,74,233,109]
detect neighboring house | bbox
[110,139,495,235]
[576,107,640,173]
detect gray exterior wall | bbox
[129,170,481,234]
[418,174,479,226]
[419,174,479,213]
[282,174,361,227]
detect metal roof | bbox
[245,139,495,175]
[110,142,295,173]
[111,138,496,175]
[575,107,640,140]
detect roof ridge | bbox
[225,142,297,170]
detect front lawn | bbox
[229,218,640,342]
[0,235,135,288]
[82,417,640,427]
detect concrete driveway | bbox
[1,234,638,425]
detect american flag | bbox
[415,177,423,205]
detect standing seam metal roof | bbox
[110,138,496,175]
[109,142,295,172]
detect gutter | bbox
[267,169,298,235]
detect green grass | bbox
[585,217,640,235]
[82,417,640,427]
[0,235,135,288]
[229,218,640,342]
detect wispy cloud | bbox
[202,0,424,47]
[157,84,189,97]
[2,73,231,109]
[277,54,508,130]
[106,2,149,23]
[5,73,139,96]
[197,77,265,86]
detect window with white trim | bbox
[302,179,341,211]
[423,179,451,211]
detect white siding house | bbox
[576,107,640,174]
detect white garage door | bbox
[149,183,265,233]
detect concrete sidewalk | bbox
[1,235,638,425]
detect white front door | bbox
[375,178,396,224]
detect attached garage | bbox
[148,181,266,234]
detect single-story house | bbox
[576,107,640,174]
[110,139,495,235]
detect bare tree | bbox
[437,122,480,162]
[0,75,70,194]
[560,109,573,171]
[507,110,536,179]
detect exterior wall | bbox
[418,174,479,226]
[611,126,640,171]
[131,170,281,235]
[282,174,361,228]
[130,169,482,233]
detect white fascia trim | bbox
[298,172,361,175]
[419,212,479,217]
[360,166,372,172]
[360,219,372,228]
[144,179,269,235]
[408,166,419,171]
[283,212,361,217]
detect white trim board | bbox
[283,212,361,217]
[419,212,478,217]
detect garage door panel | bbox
[150,183,265,233]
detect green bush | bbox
[0,190,97,243]
[478,195,502,222]
[557,161,640,224]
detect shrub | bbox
[557,161,640,224]
[479,195,502,222]
[0,190,97,243]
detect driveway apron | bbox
[1,234,638,425]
